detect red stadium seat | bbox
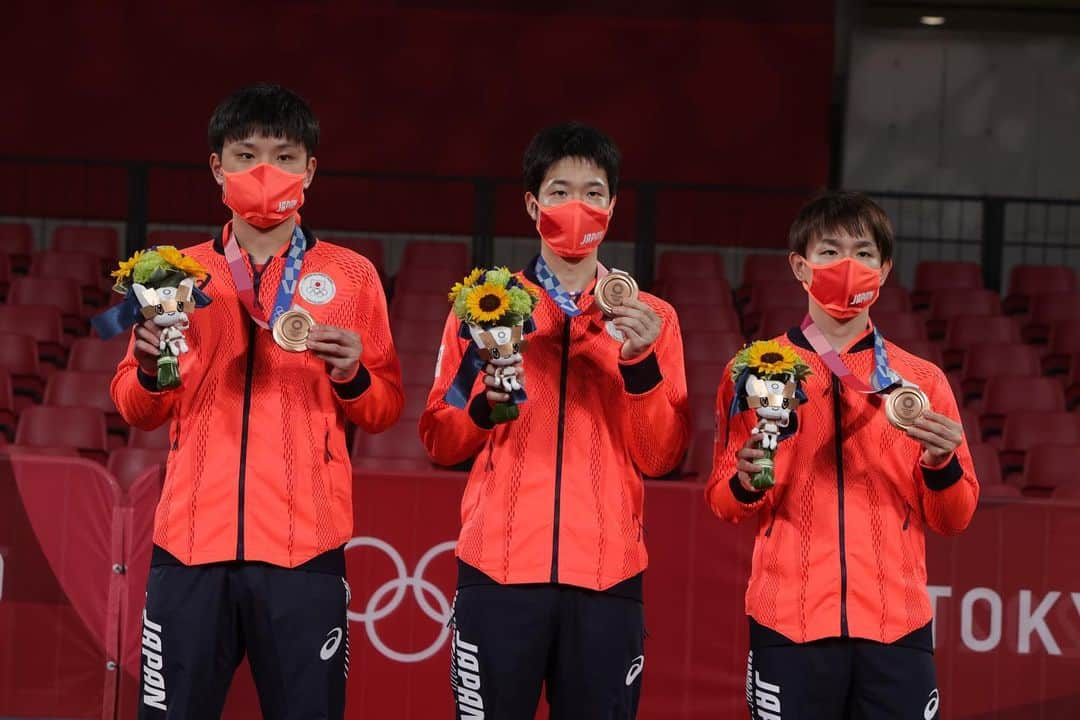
[0,253,10,300]
[1000,411,1080,478]
[673,303,741,334]
[29,250,110,305]
[129,424,171,450]
[1043,319,1080,376]
[15,405,108,463]
[394,267,469,296]
[399,385,429,421]
[43,371,123,439]
[1019,444,1080,496]
[739,254,792,291]
[68,335,129,373]
[8,276,86,334]
[321,236,386,274]
[928,289,1001,339]
[898,339,944,370]
[0,369,14,440]
[871,312,928,343]
[688,428,715,480]
[752,308,803,341]
[391,294,456,324]
[960,343,1041,405]
[746,282,807,315]
[400,241,469,272]
[959,408,981,441]
[686,362,727,400]
[912,261,983,308]
[0,333,44,402]
[392,320,443,355]
[399,352,436,383]
[874,286,911,314]
[684,331,743,365]
[107,447,168,491]
[351,422,431,470]
[51,225,120,260]
[942,316,1020,370]
[0,305,66,367]
[1005,264,1077,314]
[690,395,716,435]
[968,442,1003,488]
[145,229,210,250]
[980,376,1064,438]
[664,281,734,309]
[1022,293,1080,344]
[0,444,80,458]
[0,222,35,272]
[657,251,725,283]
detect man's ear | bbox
[608,194,617,219]
[209,154,225,188]
[789,252,810,285]
[524,192,540,223]
[303,155,317,189]
[879,259,894,287]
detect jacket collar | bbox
[522,254,599,297]
[211,223,317,255]
[786,324,876,354]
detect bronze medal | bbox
[595,270,639,316]
[272,307,314,352]
[885,386,930,429]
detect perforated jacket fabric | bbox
[707,326,979,644]
[111,228,403,568]
[419,261,690,591]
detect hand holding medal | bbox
[596,270,661,360]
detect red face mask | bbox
[536,200,611,259]
[222,163,306,229]
[802,257,882,319]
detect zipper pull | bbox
[324,421,333,462]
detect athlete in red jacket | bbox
[708,192,978,719]
[111,84,403,719]
[420,123,689,719]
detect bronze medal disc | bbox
[595,270,639,316]
[273,307,314,352]
[885,386,929,429]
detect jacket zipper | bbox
[324,419,333,463]
[551,315,571,583]
[764,508,778,537]
[902,505,912,531]
[832,374,849,637]
[236,262,266,561]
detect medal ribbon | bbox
[223,222,307,329]
[533,255,609,317]
[801,316,901,394]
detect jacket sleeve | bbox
[620,300,690,477]
[913,369,980,535]
[705,360,774,523]
[110,333,180,431]
[331,267,404,433]
[418,310,493,466]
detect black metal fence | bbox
[1,156,1077,293]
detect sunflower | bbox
[110,250,145,281]
[745,340,800,377]
[156,245,208,280]
[465,282,511,324]
[463,268,483,287]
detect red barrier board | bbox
[2,460,1078,718]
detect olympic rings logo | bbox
[344,536,457,664]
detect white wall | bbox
[844,28,1080,198]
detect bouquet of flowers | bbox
[103,246,209,390]
[448,267,540,423]
[729,340,812,489]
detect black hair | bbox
[208,83,320,156]
[789,191,895,262]
[522,122,621,197]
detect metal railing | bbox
[1,156,1078,293]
